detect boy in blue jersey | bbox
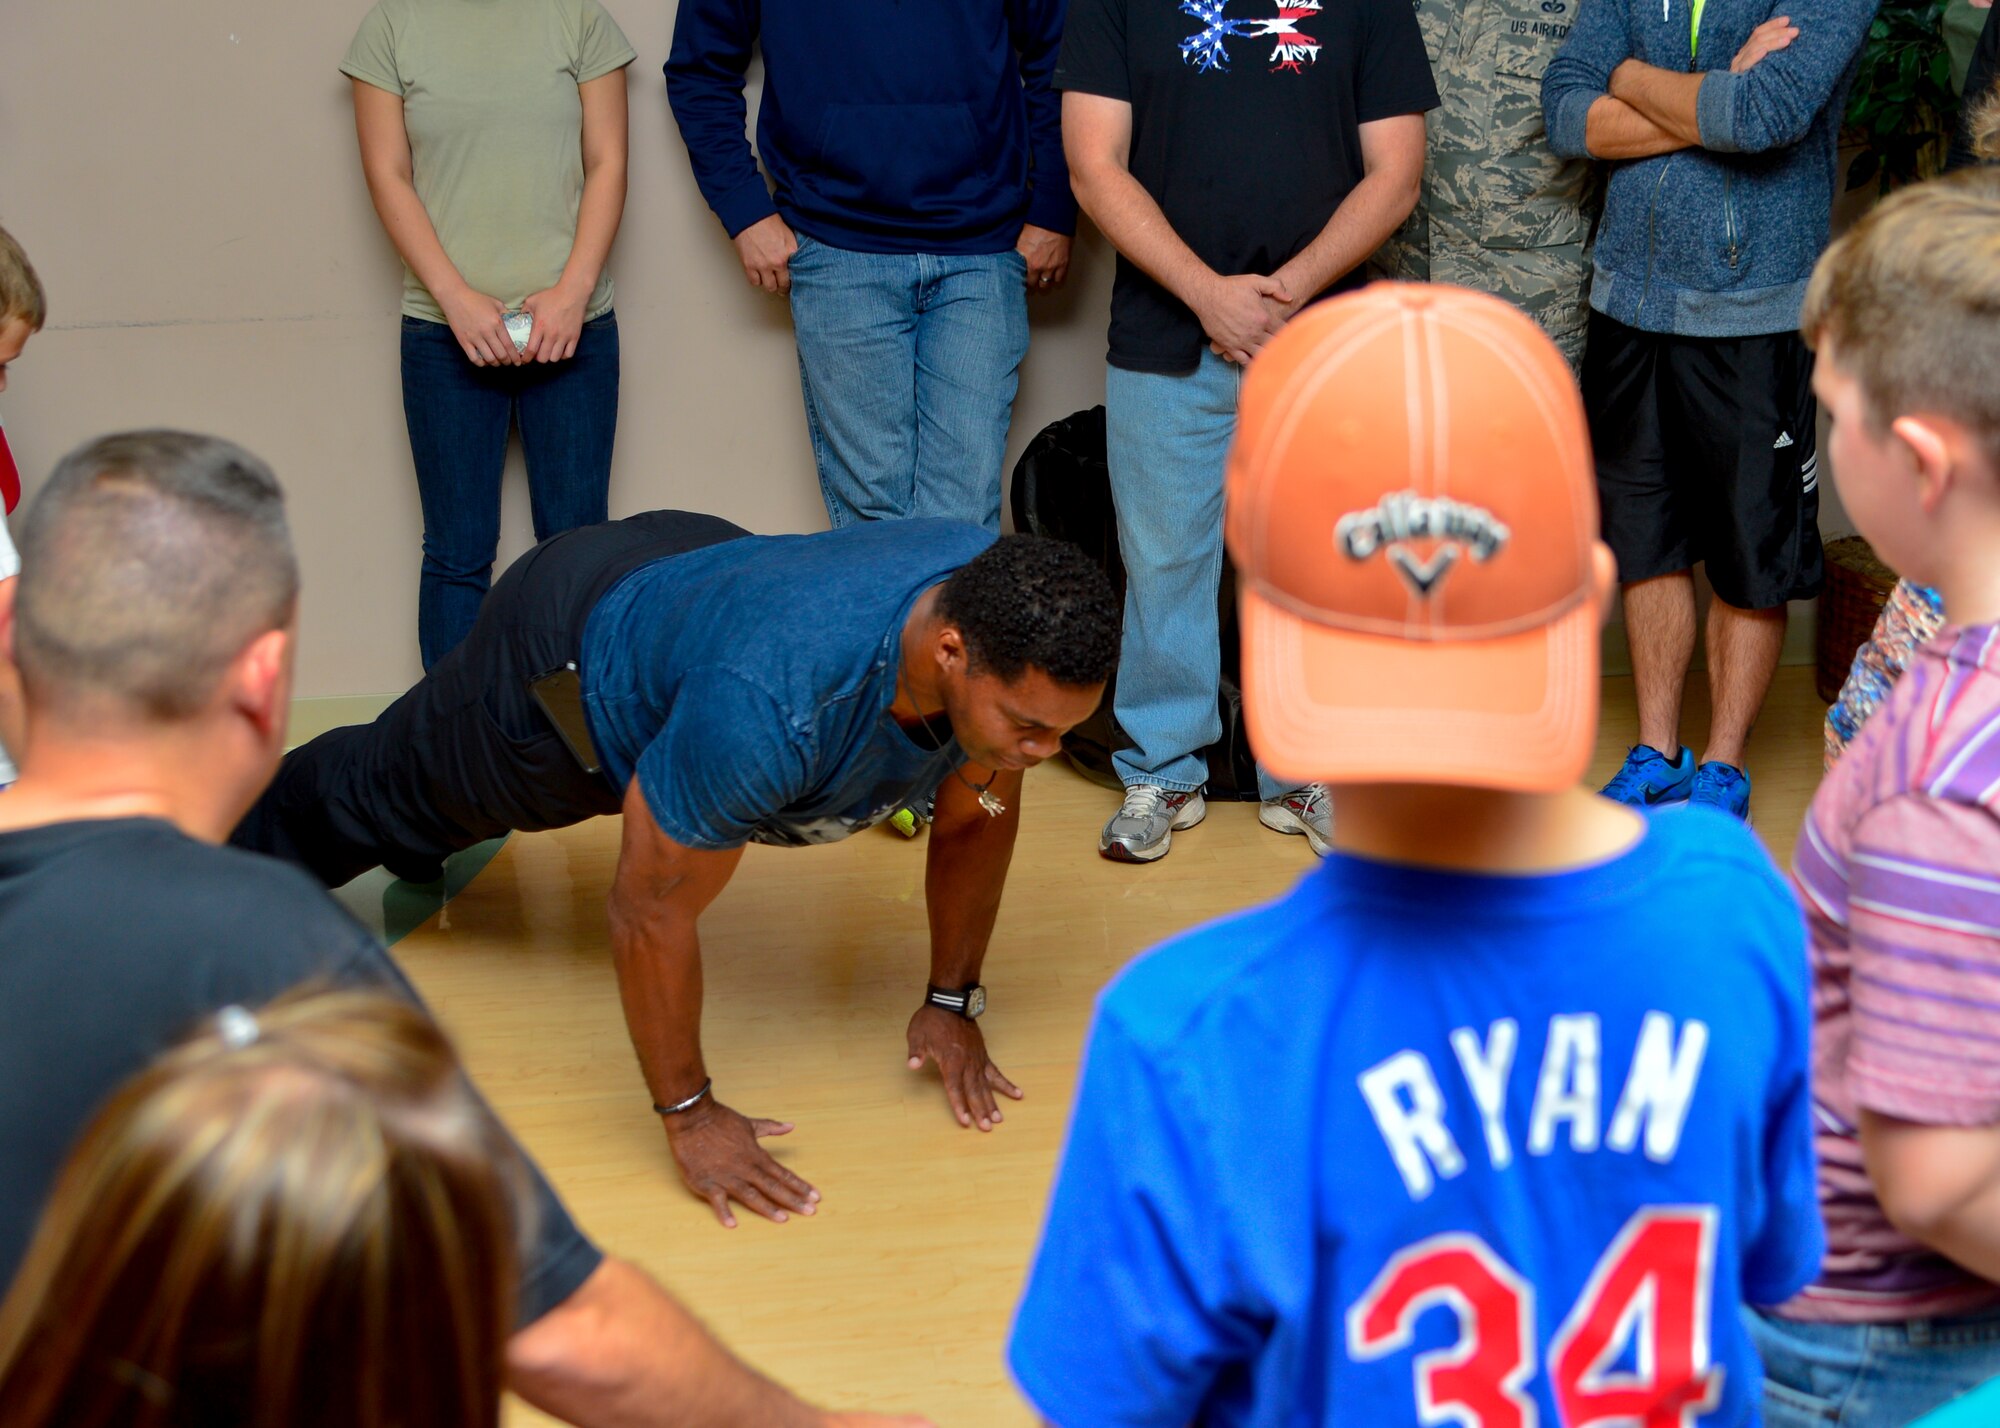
[1008,284,1823,1427]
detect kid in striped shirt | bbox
[1749,168,2000,1426]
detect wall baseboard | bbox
[286,694,399,749]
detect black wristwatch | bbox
[925,982,987,1020]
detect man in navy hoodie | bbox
[666,0,1074,536]
[1542,0,1875,823]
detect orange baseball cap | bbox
[1225,283,1604,791]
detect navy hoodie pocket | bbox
[807,102,1006,218]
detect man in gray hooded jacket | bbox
[1541,0,1874,823]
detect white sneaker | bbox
[1099,785,1207,863]
[1260,783,1333,857]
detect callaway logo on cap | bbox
[1224,283,1610,791]
[1334,489,1511,597]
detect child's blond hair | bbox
[1802,167,2000,473]
[0,224,44,332]
[1969,81,2000,168]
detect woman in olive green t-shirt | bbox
[343,0,636,669]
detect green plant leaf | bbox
[1845,0,1954,191]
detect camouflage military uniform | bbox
[1373,0,1598,365]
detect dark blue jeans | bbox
[400,311,618,669]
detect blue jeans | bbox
[1106,350,1287,800]
[400,311,618,670]
[787,236,1027,533]
[1749,1305,2000,1426]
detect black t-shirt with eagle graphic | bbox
[1056,0,1438,373]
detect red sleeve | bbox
[0,420,19,514]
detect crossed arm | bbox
[1581,17,1801,158]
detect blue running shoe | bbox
[1600,744,1695,808]
[1689,761,1751,821]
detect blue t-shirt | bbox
[580,519,994,849]
[1010,809,1822,1428]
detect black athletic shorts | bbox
[233,510,748,887]
[1582,310,1824,610]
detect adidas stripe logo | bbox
[1773,431,1795,449]
[1801,453,1818,494]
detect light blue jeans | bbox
[1748,1305,2000,1426]
[787,235,1028,533]
[1106,349,1287,800]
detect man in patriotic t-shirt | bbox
[1009,284,1822,1428]
[1750,169,2000,1428]
[1058,0,1437,863]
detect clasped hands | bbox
[1200,269,1301,366]
[437,279,591,367]
[661,1006,1021,1229]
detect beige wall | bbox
[0,1,1118,699]
[3,4,1841,701]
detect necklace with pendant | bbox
[897,667,1005,818]
[953,764,1007,819]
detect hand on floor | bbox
[907,1006,1023,1131]
[664,1095,820,1228]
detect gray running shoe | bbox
[1099,785,1207,863]
[1259,783,1333,857]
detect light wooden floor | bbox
[385,666,1831,1427]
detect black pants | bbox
[234,510,748,887]
[1583,311,1823,610]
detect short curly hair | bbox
[936,535,1119,688]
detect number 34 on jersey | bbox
[1349,1208,1725,1428]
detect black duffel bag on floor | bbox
[1009,405,1261,801]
